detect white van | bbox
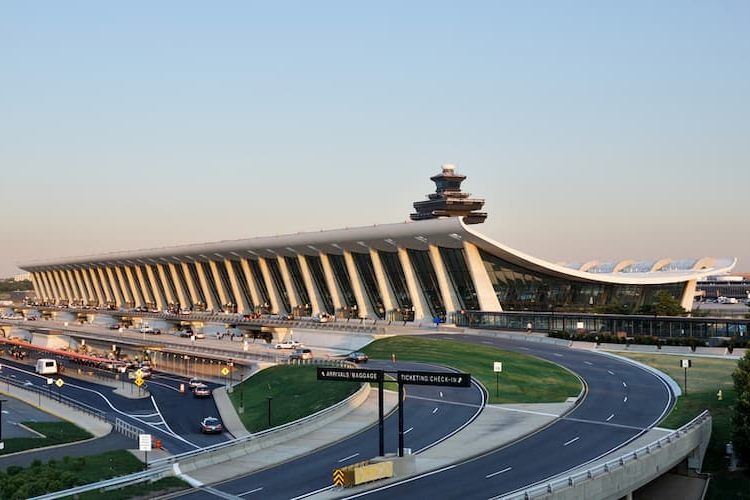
[35,358,58,375]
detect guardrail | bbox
[499,410,712,499]
[114,417,146,440]
[28,465,173,500]
[149,377,368,469]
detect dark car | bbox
[200,417,223,434]
[108,323,121,330]
[289,348,313,361]
[347,351,369,363]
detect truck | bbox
[35,358,58,375]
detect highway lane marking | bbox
[439,391,443,398]
[199,486,238,499]
[291,485,333,499]
[563,436,580,446]
[607,370,615,375]
[606,414,614,422]
[338,453,360,463]
[520,347,531,350]
[622,382,627,388]
[404,427,414,434]
[432,407,439,414]
[584,361,593,365]
[485,466,512,478]
[238,487,264,496]
[553,353,563,357]
[146,379,181,392]
[624,396,628,403]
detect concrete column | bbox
[105,267,125,307]
[398,248,430,321]
[297,255,322,315]
[239,259,262,309]
[145,265,166,310]
[194,261,217,311]
[74,268,92,304]
[463,242,501,312]
[123,266,143,307]
[38,272,53,301]
[258,258,283,314]
[96,267,114,304]
[52,270,69,302]
[114,266,133,306]
[680,279,698,312]
[208,260,230,307]
[276,257,300,309]
[170,263,191,307]
[224,260,250,313]
[370,249,396,314]
[68,269,84,303]
[428,245,459,316]
[60,270,75,302]
[133,266,153,307]
[343,251,371,319]
[319,254,343,310]
[86,268,105,306]
[155,264,175,305]
[179,263,201,306]
[30,272,45,301]
[79,268,97,305]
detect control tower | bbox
[410,164,487,224]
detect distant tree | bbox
[0,279,33,293]
[638,291,687,316]
[733,351,750,464]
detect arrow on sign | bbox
[332,468,346,486]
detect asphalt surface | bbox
[349,334,674,499]
[0,357,230,455]
[176,360,486,500]
[0,396,59,438]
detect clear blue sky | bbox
[2,1,748,277]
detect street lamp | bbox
[0,398,7,451]
[267,396,272,428]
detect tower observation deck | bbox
[410,164,487,224]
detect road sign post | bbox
[680,359,692,394]
[0,398,6,451]
[493,362,502,397]
[396,370,472,457]
[318,367,385,456]
[139,433,152,471]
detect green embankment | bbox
[228,365,360,432]
[0,421,93,455]
[361,336,581,404]
[618,353,748,500]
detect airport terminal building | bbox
[20,166,736,322]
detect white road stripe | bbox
[564,436,580,446]
[404,427,414,434]
[553,353,563,357]
[622,382,627,388]
[439,391,443,398]
[486,466,512,478]
[238,487,264,496]
[606,414,614,422]
[584,361,593,366]
[338,453,360,463]
[607,370,614,375]
[432,407,439,414]
[623,396,628,403]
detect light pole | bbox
[0,398,7,451]
[267,397,272,428]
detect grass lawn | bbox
[361,336,581,404]
[618,353,749,499]
[228,365,360,432]
[0,450,185,499]
[0,421,93,455]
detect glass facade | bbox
[406,249,446,320]
[351,252,385,319]
[248,259,272,309]
[230,260,254,310]
[306,255,335,314]
[199,261,223,309]
[480,250,685,311]
[439,247,480,311]
[328,254,357,308]
[267,258,291,313]
[378,251,413,311]
[284,257,311,307]
[186,263,207,306]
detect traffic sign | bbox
[55,378,64,388]
[134,377,144,387]
[493,362,503,373]
[47,378,54,385]
[221,367,230,376]
[0,442,4,450]
[135,369,143,378]
[139,433,152,452]
[680,359,692,368]
[332,468,345,486]
[397,370,471,387]
[317,367,383,383]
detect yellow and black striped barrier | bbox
[332,461,393,488]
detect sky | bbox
[1,1,748,278]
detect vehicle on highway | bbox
[188,377,205,389]
[35,358,58,375]
[180,309,192,315]
[193,332,206,339]
[200,417,223,434]
[346,351,369,363]
[275,339,302,349]
[193,383,211,398]
[108,323,121,330]
[289,348,313,361]
[312,313,334,323]
[139,324,161,335]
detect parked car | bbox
[289,348,313,361]
[200,417,223,434]
[346,351,369,363]
[192,384,211,398]
[275,339,302,350]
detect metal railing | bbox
[499,410,712,499]
[28,465,173,500]
[114,417,146,440]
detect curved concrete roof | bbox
[19,218,736,284]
